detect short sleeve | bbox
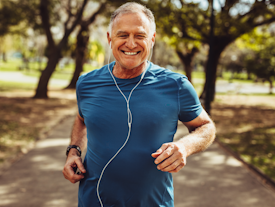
[76,75,84,118]
[177,76,202,122]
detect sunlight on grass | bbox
[0,120,38,163]
[218,127,275,181]
[0,80,36,91]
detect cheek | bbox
[141,41,151,52]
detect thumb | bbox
[75,158,86,173]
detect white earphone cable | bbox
[96,43,148,207]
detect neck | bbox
[113,62,147,79]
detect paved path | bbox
[0,116,275,207]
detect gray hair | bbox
[108,2,156,36]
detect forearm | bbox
[63,113,87,183]
[69,113,87,155]
[177,120,216,157]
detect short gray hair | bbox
[108,2,156,36]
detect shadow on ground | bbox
[0,116,78,207]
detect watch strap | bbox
[66,145,81,157]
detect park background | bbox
[0,0,275,202]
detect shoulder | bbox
[76,62,114,88]
[147,62,189,86]
[78,64,110,82]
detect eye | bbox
[119,35,128,38]
[136,35,145,39]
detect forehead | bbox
[112,12,151,34]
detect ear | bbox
[151,32,156,49]
[107,32,112,48]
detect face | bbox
[107,12,155,72]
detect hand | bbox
[63,150,86,183]
[151,142,187,173]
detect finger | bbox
[159,157,184,172]
[151,150,162,158]
[156,154,178,171]
[63,165,85,183]
[70,174,85,184]
[154,144,173,165]
[168,163,185,173]
[162,159,181,172]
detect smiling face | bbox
[107,12,155,78]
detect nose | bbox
[125,36,137,49]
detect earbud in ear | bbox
[110,42,112,49]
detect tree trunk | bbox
[33,0,88,99]
[33,48,61,98]
[176,47,198,83]
[200,49,223,102]
[3,52,7,62]
[65,26,89,89]
[269,80,273,94]
[200,37,231,105]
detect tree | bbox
[147,1,202,83]
[33,0,88,98]
[0,0,41,61]
[146,0,275,112]
[240,29,275,94]
[65,0,144,89]
[175,44,199,83]
[245,51,275,94]
[65,2,106,89]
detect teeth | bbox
[124,51,138,55]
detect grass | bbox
[0,80,37,92]
[218,127,275,181]
[0,120,38,163]
[0,58,97,80]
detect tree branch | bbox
[39,0,55,47]
[59,0,88,47]
[253,17,275,27]
[83,2,106,27]
[64,0,73,29]
[178,0,185,8]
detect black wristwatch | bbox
[66,145,81,157]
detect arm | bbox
[63,113,87,183]
[151,109,216,173]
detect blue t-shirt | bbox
[77,62,202,207]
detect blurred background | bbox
[0,0,275,197]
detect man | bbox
[63,2,216,207]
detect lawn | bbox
[212,94,275,182]
[0,58,97,80]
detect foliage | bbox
[244,48,275,91]
[0,0,42,37]
[147,0,275,46]
[233,28,275,92]
[145,0,275,105]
